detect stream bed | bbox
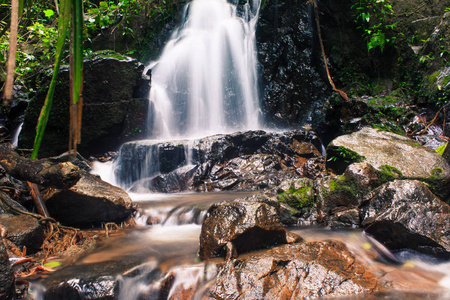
[29,192,450,300]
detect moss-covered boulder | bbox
[328,127,450,201]
[19,52,149,158]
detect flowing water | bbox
[145,0,261,139]
[50,0,450,298]
[31,192,450,299]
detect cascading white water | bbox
[146,0,262,139]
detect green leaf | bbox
[44,9,55,18]
[436,143,447,156]
[31,0,71,160]
[44,261,62,268]
[99,1,108,8]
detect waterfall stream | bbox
[146,0,261,139]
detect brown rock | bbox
[205,241,379,299]
[43,171,133,228]
[0,214,44,254]
[199,201,288,260]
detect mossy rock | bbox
[328,127,450,201]
[277,178,315,212]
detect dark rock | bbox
[115,129,326,192]
[0,238,15,300]
[205,241,379,299]
[44,276,116,300]
[328,208,360,228]
[19,53,149,157]
[199,201,288,260]
[0,214,44,254]
[361,180,450,258]
[257,0,331,128]
[43,171,133,228]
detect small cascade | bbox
[146,0,262,139]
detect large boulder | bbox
[0,238,15,300]
[43,171,133,228]
[199,200,289,260]
[257,0,331,128]
[205,241,379,299]
[328,127,450,200]
[0,214,44,254]
[19,52,149,158]
[360,180,450,258]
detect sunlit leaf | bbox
[44,9,55,18]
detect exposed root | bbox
[416,102,450,136]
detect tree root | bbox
[313,0,349,101]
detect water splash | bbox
[146,0,262,139]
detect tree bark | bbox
[0,144,81,189]
[2,0,19,105]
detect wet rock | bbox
[44,276,116,300]
[328,208,360,228]
[361,180,450,258]
[257,0,330,128]
[116,129,326,192]
[276,178,318,225]
[19,53,148,157]
[0,214,44,254]
[0,238,15,300]
[206,241,379,299]
[199,201,288,260]
[43,171,133,228]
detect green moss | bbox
[328,175,362,200]
[378,165,403,181]
[278,185,315,210]
[430,167,444,179]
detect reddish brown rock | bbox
[199,201,288,260]
[205,241,379,299]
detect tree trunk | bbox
[2,0,19,105]
[0,144,81,189]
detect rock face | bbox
[328,127,450,178]
[116,130,326,193]
[206,241,378,300]
[199,200,288,260]
[361,180,450,258]
[328,127,450,200]
[0,214,44,254]
[43,171,133,228]
[19,53,149,158]
[257,0,331,128]
[0,238,15,300]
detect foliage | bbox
[326,146,366,174]
[436,143,447,156]
[351,0,397,53]
[31,0,84,159]
[327,146,365,164]
[0,0,177,91]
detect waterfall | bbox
[92,0,263,189]
[146,0,262,139]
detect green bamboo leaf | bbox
[31,0,71,160]
[72,0,83,105]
